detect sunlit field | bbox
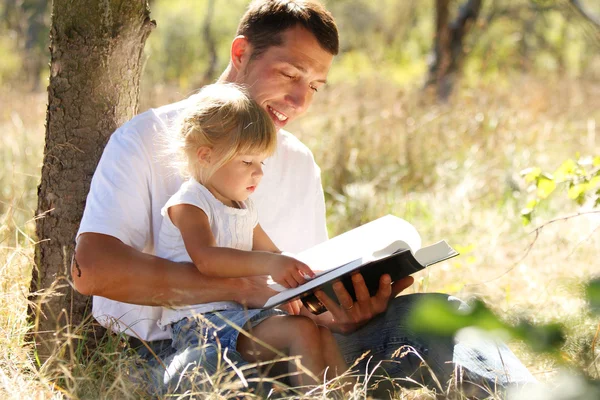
[1,71,598,397]
[2,1,600,397]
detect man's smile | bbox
[267,105,289,125]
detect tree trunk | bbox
[425,0,482,101]
[203,0,218,82]
[31,0,154,361]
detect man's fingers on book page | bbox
[351,273,371,303]
[390,276,414,297]
[331,281,355,310]
[375,274,392,299]
[314,289,342,314]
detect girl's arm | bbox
[169,204,313,287]
[252,223,280,252]
[253,222,309,314]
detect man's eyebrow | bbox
[285,61,328,84]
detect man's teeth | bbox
[269,106,287,121]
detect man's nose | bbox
[285,83,310,114]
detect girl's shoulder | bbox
[162,180,218,217]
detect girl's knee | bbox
[288,316,321,343]
[318,325,335,345]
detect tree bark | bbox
[31,0,154,361]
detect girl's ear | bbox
[196,146,212,166]
[231,35,251,72]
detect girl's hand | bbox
[267,253,315,288]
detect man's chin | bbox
[272,118,288,131]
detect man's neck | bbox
[217,64,235,84]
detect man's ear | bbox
[196,146,212,166]
[231,35,251,72]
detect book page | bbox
[263,257,367,308]
[414,240,459,266]
[294,215,422,274]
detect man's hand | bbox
[234,275,279,309]
[311,273,414,334]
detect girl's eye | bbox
[282,72,294,80]
[260,161,266,166]
[242,161,252,166]
[310,85,318,93]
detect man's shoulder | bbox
[277,129,316,161]
[111,96,194,144]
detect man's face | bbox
[235,25,334,131]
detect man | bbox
[73,0,534,396]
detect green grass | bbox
[1,74,599,398]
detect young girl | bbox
[156,83,348,389]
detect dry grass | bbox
[1,75,599,398]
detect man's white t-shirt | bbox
[77,94,328,340]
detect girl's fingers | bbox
[285,276,298,288]
[291,268,307,285]
[297,262,315,278]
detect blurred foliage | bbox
[0,0,50,88]
[520,155,600,225]
[408,296,566,354]
[1,0,600,90]
[141,0,600,89]
[586,278,600,315]
[143,0,248,88]
[408,286,600,395]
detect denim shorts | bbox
[171,308,287,354]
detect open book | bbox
[264,215,459,314]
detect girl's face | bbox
[205,152,268,207]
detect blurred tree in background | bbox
[1,0,598,96]
[0,0,49,89]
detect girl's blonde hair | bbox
[172,83,277,183]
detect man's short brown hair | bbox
[237,0,339,59]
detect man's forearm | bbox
[73,233,259,307]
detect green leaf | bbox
[526,199,539,209]
[407,298,506,337]
[520,167,542,183]
[408,297,566,356]
[568,183,588,201]
[585,278,600,315]
[536,177,556,199]
[513,322,565,353]
[554,159,576,181]
[521,209,533,226]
